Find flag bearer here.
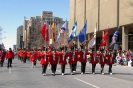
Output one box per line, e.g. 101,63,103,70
40,47,49,76
58,47,69,76
105,49,116,75
89,48,98,74
68,46,78,75
48,47,60,76
98,49,106,75
78,45,89,75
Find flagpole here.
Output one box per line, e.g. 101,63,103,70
95,23,97,54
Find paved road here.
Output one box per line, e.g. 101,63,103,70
0,57,133,88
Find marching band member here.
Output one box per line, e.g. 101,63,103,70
98,49,106,75
40,47,49,76
78,45,89,75
6,48,14,68
37,49,41,61
0,50,6,67
30,50,37,68
68,46,78,75
105,49,116,75
58,47,69,76
22,49,27,64
48,47,60,76
89,48,98,74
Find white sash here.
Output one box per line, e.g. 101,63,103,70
102,53,105,62
83,51,85,59
53,53,55,60
109,53,113,63
72,52,75,61
63,53,65,61
94,53,95,62
44,55,46,61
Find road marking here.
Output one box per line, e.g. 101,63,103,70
74,77,100,88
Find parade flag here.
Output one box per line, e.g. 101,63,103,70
110,27,120,46
55,29,61,42
60,20,67,33
88,24,97,46
77,20,87,43
40,21,49,42
68,21,77,43
100,26,109,46
51,22,55,43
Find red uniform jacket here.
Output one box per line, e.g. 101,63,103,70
105,53,115,65
22,51,27,58
78,51,89,63
59,52,69,65
48,52,60,65
40,52,49,65
6,51,14,59
89,53,98,64
68,51,78,64
98,53,106,65
1,52,6,61
30,52,37,62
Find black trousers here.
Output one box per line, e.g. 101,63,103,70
108,64,112,73
42,64,48,74
61,65,65,73
7,59,12,68
0,60,4,67
18,56,20,60
33,61,36,66
51,64,57,73
23,58,27,63
81,62,86,73
75,63,77,71
92,64,96,73
70,64,76,73
38,57,41,61
101,64,105,73
20,57,22,61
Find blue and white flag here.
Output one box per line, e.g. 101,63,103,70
55,29,61,42
110,27,120,46
77,20,87,43
60,20,67,33
71,21,77,37
68,21,77,43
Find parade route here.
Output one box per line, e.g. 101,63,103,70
0,57,133,88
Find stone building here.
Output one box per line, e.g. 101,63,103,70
16,25,23,49
69,0,133,50
23,11,64,49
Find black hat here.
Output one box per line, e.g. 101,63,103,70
71,46,74,50
52,47,55,51
80,44,85,49
92,48,95,51
61,46,67,50
108,47,112,51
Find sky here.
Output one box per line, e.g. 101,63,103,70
0,0,69,50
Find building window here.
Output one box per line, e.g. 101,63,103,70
128,32,133,50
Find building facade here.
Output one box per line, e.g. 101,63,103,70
23,11,65,49
69,0,133,50
16,25,23,49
